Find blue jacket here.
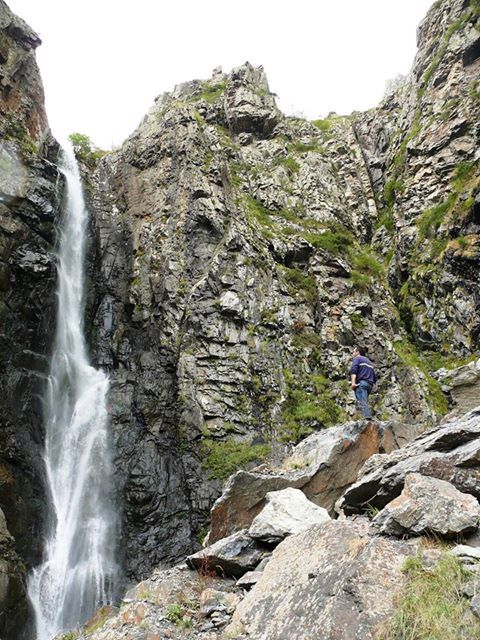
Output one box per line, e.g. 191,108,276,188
350,355,377,385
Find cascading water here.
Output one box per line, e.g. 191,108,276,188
28,142,118,640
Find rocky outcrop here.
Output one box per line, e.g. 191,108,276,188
226,519,422,640
85,0,480,579
340,406,480,514
0,1,60,636
373,472,480,537
208,419,423,544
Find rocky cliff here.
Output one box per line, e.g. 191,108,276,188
87,0,480,580
0,1,60,636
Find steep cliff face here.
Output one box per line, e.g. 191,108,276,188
356,0,480,354
88,0,480,580
0,1,60,634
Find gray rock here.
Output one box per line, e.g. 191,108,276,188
340,407,480,515
225,519,421,640
452,545,480,562
373,473,480,537
209,419,423,543
186,530,269,578
236,570,264,589
249,487,330,543
471,594,480,619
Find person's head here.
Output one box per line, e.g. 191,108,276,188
353,346,366,356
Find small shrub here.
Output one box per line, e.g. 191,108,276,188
303,228,353,254
282,266,317,304
351,250,384,278
69,132,105,168
417,194,456,239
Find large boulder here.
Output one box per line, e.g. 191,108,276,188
225,519,421,640
186,530,269,578
339,407,480,515
249,487,330,543
209,419,424,543
373,473,480,538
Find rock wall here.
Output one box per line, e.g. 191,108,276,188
87,0,480,580
0,1,60,635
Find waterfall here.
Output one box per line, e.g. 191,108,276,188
28,143,118,639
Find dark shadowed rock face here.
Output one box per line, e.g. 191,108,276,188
0,1,60,636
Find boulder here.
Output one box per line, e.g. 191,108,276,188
339,407,480,515
209,419,423,543
373,473,480,537
249,487,330,543
225,519,421,640
186,530,269,578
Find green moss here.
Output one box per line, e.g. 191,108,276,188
350,314,366,331
417,194,457,239
273,155,300,175
380,553,480,640
280,371,346,443
394,339,449,417
5,119,38,154
201,438,271,480
281,266,317,304
289,141,325,154
200,81,227,103
311,118,332,132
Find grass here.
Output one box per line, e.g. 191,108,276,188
273,155,300,175
417,195,457,239
312,118,332,133
245,195,275,228
281,266,317,304
280,371,346,443
302,228,353,254
200,438,270,481
350,270,372,290
289,141,324,154
380,553,480,640
351,250,384,278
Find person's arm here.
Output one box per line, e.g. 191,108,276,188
350,358,359,389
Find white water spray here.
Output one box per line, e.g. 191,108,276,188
28,143,118,639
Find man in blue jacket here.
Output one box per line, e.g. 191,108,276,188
350,346,376,419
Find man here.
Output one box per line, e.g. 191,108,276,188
350,346,376,419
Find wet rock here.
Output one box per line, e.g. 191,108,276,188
209,419,423,543
226,519,421,640
249,487,330,543
340,407,480,515
373,473,480,538
186,530,270,578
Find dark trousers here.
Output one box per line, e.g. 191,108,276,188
354,380,373,418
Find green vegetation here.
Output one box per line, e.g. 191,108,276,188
200,81,226,103
69,133,105,168
394,338,449,417
417,195,456,239
351,249,384,278
165,603,193,629
350,270,371,290
380,553,480,640
383,178,404,209
281,266,317,304
422,351,478,371
311,118,332,133
289,141,324,154
280,370,346,443
273,155,300,175
302,228,353,254
201,438,271,480
5,118,38,154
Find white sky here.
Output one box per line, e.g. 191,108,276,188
10,0,434,150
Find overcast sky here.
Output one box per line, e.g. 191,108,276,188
11,0,434,149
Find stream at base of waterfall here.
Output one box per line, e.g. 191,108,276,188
28,143,118,640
